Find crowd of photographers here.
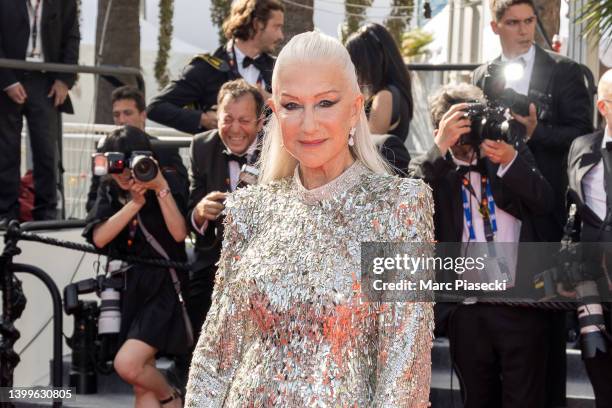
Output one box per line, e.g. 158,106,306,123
3,0,611,406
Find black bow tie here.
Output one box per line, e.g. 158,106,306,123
242,55,264,69
224,151,248,166
456,164,485,177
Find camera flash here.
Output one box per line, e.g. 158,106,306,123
92,153,108,176
504,62,524,82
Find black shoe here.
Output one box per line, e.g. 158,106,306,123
0,218,9,231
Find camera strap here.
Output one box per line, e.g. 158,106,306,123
460,174,498,242
136,214,195,348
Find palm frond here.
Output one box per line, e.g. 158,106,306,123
577,0,612,49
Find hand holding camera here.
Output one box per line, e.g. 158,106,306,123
481,139,516,165
511,103,538,140
194,191,228,227
434,103,472,155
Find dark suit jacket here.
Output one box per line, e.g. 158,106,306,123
566,129,612,328
187,130,232,272
567,130,607,233
374,133,411,176
0,0,80,112
472,45,593,241
409,141,553,243
147,44,275,134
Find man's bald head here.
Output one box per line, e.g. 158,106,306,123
598,69,612,101
598,69,612,132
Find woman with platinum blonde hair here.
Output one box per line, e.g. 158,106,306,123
185,31,434,407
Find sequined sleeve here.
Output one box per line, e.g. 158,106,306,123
372,180,435,407
185,193,251,407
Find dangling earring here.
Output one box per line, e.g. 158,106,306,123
348,127,356,146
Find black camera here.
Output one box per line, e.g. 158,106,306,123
482,61,552,120
91,150,158,182
460,102,512,146
63,260,127,394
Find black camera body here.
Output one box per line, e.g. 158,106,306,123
461,102,512,146
64,262,126,394
482,61,552,121
91,150,158,182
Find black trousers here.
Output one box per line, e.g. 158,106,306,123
583,307,612,408
0,72,58,220
448,304,549,408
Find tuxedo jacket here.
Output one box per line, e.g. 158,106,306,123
0,0,80,112
566,129,612,324
473,44,593,241
148,44,275,134
408,141,553,243
187,130,233,272
567,130,609,234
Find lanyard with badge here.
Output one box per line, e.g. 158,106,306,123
26,0,43,61
459,170,498,241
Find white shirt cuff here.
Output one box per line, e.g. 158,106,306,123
497,151,518,178
3,82,20,92
191,210,209,235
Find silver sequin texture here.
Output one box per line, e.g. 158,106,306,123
185,161,435,407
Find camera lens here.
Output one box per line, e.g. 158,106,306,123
132,155,158,182
98,288,121,335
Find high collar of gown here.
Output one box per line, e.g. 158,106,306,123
292,160,369,205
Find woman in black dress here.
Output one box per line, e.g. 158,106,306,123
84,126,189,407
345,23,414,142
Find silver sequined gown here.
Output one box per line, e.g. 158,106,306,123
185,161,435,407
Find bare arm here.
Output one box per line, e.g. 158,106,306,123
92,197,144,248
368,89,393,135
144,170,188,242
157,188,188,242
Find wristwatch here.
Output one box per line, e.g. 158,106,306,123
157,187,171,199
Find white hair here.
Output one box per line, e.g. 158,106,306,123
258,31,390,184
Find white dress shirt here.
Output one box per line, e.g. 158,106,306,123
26,0,45,62
454,154,521,286
234,45,263,88
191,139,258,234
582,128,612,221
501,44,536,97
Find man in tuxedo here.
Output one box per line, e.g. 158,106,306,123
473,3,593,403
472,0,592,242
409,83,554,408
566,69,612,408
85,86,188,213
0,0,80,224
147,0,284,134
187,79,263,336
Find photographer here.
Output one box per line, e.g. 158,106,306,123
83,126,189,407
473,2,593,404
187,79,263,339
566,69,612,408
409,83,554,407
85,85,188,213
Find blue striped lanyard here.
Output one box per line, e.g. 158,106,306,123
461,173,498,241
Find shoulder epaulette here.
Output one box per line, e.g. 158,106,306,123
190,53,229,72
